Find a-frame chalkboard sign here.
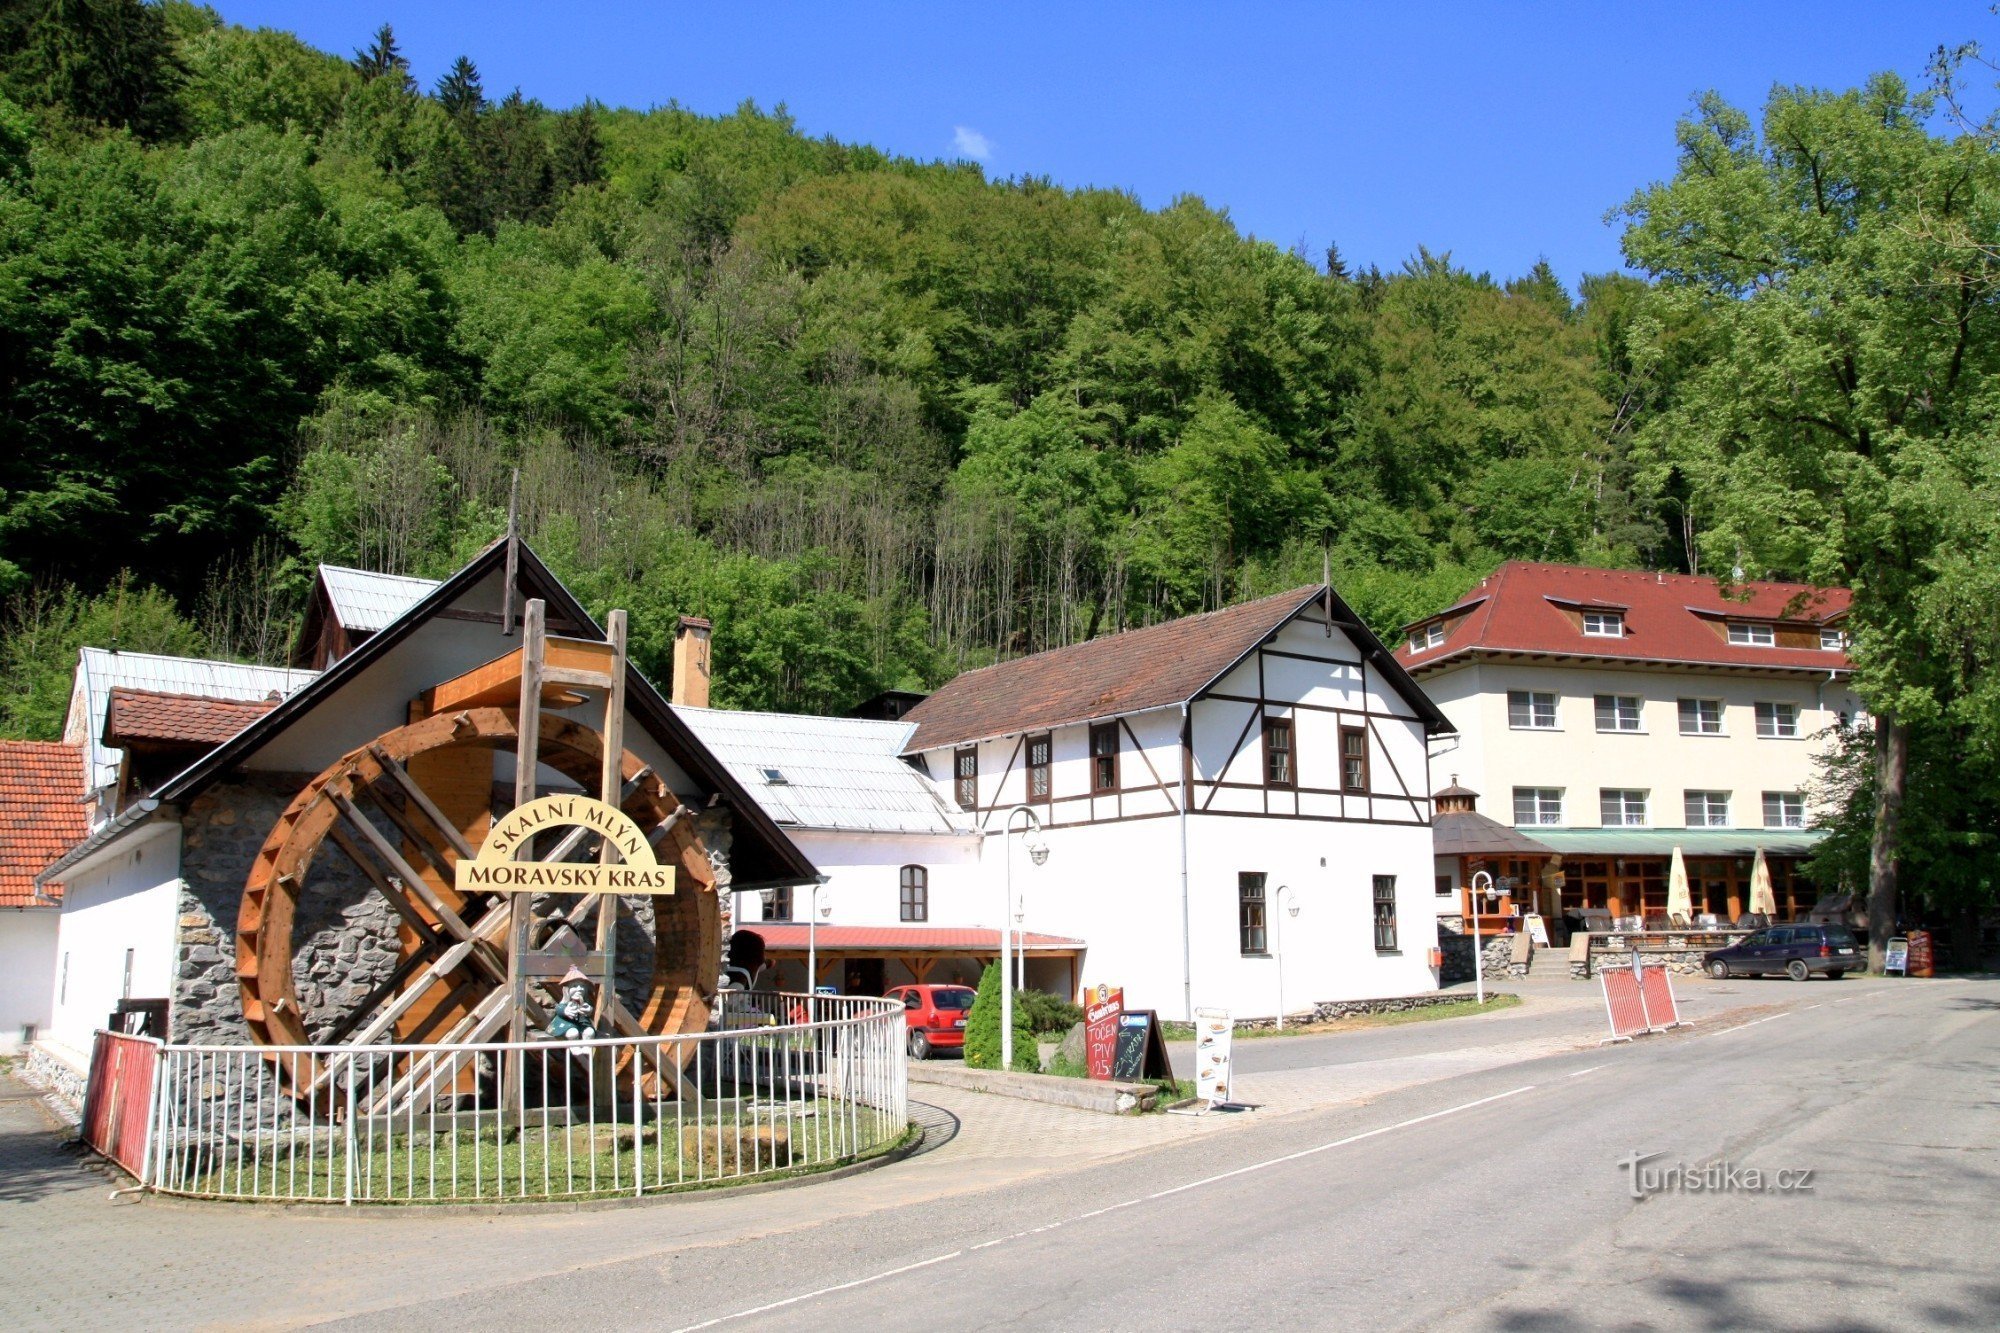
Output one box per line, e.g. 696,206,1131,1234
1110,1009,1175,1082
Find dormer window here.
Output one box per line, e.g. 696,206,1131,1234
1408,622,1446,651
1727,622,1775,647
1820,627,1846,651
1581,610,1623,638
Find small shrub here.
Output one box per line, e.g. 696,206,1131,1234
1015,989,1084,1035
962,961,1037,1071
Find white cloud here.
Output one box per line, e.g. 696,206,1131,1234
952,125,994,162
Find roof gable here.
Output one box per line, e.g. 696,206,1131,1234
1398,562,1853,675
68,649,316,796
152,539,818,889
903,584,1447,753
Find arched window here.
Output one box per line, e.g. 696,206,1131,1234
900,865,929,922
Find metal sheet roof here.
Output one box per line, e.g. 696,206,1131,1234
672,706,974,836
1526,828,1826,857
318,565,442,633
69,649,318,797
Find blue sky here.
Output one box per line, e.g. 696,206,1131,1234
217,2,1992,289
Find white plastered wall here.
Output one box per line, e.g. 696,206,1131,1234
41,820,183,1069
0,910,60,1049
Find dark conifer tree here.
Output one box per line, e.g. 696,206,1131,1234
551,101,606,190
352,22,414,93
3,0,185,140
434,54,483,118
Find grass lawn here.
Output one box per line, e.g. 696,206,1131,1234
1160,992,1524,1041
169,1097,911,1203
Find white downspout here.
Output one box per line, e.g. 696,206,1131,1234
1179,701,1194,1023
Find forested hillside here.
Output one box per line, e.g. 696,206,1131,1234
0,1,1692,727
2,5,1998,946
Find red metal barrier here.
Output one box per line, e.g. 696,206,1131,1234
81,1030,160,1182
1599,966,1651,1043
1638,964,1686,1030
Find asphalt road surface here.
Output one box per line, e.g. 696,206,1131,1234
313,976,1998,1332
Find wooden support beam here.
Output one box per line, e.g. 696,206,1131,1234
505,599,546,1101
367,745,478,860
326,821,447,952
332,793,484,950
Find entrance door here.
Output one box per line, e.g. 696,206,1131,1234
843,958,886,997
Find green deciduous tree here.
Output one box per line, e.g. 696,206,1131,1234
1619,76,2000,967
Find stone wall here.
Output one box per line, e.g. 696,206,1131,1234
1438,927,1515,984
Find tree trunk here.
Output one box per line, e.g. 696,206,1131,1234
1866,714,1908,972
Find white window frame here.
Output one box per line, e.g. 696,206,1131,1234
1600,788,1648,827
1677,697,1723,736
1408,622,1446,651
1755,701,1800,739
1512,787,1563,826
1683,790,1730,828
1728,622,1777,647
1594,694,1643,733
1762,791,1806,829
1507,690,1558,730
1820,627,1845,651
1581,610,1624,638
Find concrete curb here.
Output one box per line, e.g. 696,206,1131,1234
908,1062,1158,1114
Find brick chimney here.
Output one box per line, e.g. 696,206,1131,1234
672,615,712,708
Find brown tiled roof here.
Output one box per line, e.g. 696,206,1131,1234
0,741,89,906
1432,811,1556,859
104,689,277,747
903,587,1328,753
1397,562,1853,676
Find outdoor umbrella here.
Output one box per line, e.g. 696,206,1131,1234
1667,846,1692,924
1749,847,1778,917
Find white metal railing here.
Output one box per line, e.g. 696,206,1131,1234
139,992,907,1203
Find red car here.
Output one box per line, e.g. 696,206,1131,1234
889,983,976,1059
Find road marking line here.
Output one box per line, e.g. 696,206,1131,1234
1707,1012,1791,1039
670,1251,964,1332
672,1084,1539,1330
1567,1065,1605,1078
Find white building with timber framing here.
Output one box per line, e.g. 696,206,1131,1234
896,585,1453,1021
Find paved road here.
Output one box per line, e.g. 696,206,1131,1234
5,976,1992,1330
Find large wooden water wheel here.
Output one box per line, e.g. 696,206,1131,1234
234,704,720,1098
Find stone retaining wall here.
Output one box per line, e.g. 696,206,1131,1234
1439,929,1516,985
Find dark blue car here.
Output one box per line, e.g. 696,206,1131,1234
1705,924,1860,981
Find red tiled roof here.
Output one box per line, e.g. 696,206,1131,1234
104,689,277,747
0,741,89,907
748,925,1085,952
902,587,1328,753
1396,563,1852,675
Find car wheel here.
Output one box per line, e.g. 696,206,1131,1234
1708,960,1730,980
908,1030,931,1060
1786,959,1811,982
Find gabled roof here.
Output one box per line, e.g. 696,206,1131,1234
902,584,1448,753
141,538,819,890
0,741,89,906
105,690,278,748
673,706,972,837
68,649,317,796
318,565,441,633
1397,562,1853,676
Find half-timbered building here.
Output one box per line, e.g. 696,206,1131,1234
901,585,1452,1020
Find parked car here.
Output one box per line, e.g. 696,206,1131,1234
888,983,977,1059
1705,924,1860,981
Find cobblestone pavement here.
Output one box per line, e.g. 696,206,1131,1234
0,977,1867,1329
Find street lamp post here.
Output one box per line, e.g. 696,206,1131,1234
1468,871,1493,1007
1273,884,1300,1029
1001,805,1048,1071
805,879,830,1018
